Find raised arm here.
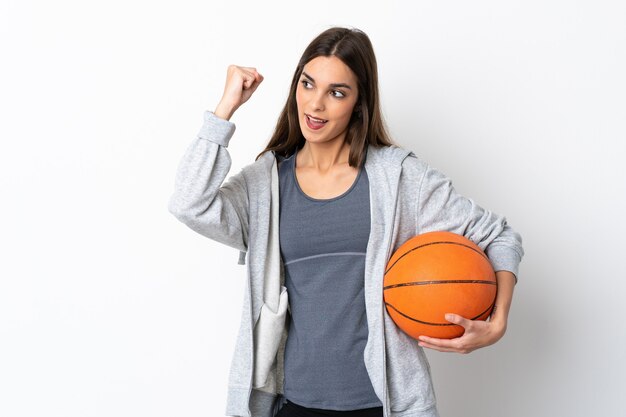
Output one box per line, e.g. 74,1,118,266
167,65,264,253
168,111,249,252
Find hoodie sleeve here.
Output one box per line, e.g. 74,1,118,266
167,110,249,254
416,164,524,283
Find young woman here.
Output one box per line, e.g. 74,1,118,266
168,27,524,417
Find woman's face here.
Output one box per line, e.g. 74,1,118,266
295,55,359,145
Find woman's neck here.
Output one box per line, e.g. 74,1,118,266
297,140,350,173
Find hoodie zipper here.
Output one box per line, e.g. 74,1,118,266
381,216,396,417
247,153,277,417
246,249,255,417
381,152,411,417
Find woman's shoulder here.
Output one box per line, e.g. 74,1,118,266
238,150,275,181
367,144,428,172
238,148,297,182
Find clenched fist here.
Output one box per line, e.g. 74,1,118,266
214,65,264,121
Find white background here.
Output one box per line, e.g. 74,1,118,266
1,1,625,416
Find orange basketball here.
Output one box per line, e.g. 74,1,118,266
383,231,497,339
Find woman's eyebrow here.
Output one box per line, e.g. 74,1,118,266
302,71,352,90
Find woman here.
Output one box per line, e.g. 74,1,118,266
168,27,524,417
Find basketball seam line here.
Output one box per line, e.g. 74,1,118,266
385,241,489,275
383,280,496,290
385,301,495,326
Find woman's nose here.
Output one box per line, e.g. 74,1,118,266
310,91,326,111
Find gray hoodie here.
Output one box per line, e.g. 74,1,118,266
168,110,524,417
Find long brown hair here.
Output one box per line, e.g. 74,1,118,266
255,26,397,167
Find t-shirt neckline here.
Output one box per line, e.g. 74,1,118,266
292,147,363,202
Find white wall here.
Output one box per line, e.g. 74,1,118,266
1,1,624,416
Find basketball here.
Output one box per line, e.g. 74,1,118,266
383,231,497,339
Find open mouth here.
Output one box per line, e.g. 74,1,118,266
306,114,328,123
305,114,328,130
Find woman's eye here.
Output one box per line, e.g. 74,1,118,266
300,80,344,98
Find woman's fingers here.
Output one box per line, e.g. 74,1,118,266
417,313,506,354
237,66,263,88
418,336,472,354
218,65,264,117
417,339,459,353
444,313,473,330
